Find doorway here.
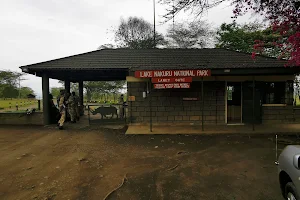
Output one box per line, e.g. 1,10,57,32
227,82,242,124
242,81,262,124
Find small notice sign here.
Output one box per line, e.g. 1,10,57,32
183,98,199,101
128,96,136,101
154,83,190,89
152,77,192,83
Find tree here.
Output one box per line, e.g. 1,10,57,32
57,82,79,94
51,87,63,98
115,17,166,49
166,20,215,48
159,0,226,20
98,44,115,50
19,87,35,98
216,22,281,57
233,0,300,65
2,85,18,98
0,70,22,87
0,70,27,98
160,0,300,65
84,81,126,101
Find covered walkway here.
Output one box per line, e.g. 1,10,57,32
126,124,300,135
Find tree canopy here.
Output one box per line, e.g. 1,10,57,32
19,87,35,99
160,0,300,65
84,81,126,101
216,22,281,57
115,17,165,49
0,70,34,99
51,87,64,98
166,20,215,48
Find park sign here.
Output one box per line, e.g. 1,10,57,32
134,69,211,78
151,77,192,83
154,83,190,89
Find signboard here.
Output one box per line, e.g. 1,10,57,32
135,69,211,78
128,96,136,102
183,97,199,101
154,83,190,89
152,77,193,83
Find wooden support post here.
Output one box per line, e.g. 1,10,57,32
215,87,218,124
202,77,204,131
149,82,153,132
241,82,243,123
252,77,255,131
65,80,70,93
38,100,41,110
128,82,133,124
79,81,84,115
42,73,50,125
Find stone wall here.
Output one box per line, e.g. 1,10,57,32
0,112,44,125
127,81,226,125
262,106,295,124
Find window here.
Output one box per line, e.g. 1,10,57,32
262,81,293,105
227,86,234,101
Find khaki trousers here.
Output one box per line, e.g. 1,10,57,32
58,110,66,126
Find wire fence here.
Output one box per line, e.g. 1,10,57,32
87,103,128,125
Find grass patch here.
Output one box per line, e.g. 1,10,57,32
0,99,38,109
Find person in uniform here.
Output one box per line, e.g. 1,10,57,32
72,92,80,121
67,92,76,123
49,93,60,124
118,94,124,119
58,90,66,129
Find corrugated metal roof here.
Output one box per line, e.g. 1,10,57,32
20,48,290,71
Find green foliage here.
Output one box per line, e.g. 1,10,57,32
50,87,63,98
1,85,18,98
216,22,281,57
19,87,35,98
115,17,166,49
0,70,22,87
84,81,126,101
0,70,35,99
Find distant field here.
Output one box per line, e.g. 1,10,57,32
0,99,38,109
296,97,300,106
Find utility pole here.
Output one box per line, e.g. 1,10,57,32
153,0,156,48
173,0,175,30
18,76,21,99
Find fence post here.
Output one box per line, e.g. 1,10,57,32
88,105,90,125
38,100,41,110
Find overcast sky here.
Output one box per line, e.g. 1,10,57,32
0,0,253,98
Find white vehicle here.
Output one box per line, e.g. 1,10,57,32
278,145,300,200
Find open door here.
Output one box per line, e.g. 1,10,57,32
242,81,262,124
227,82,242,124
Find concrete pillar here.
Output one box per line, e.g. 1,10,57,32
78,81,84,115
42,73,50,125
65,80,70,93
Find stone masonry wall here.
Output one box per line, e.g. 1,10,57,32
0,112,44,125
262,106,298,124
127,81,226,125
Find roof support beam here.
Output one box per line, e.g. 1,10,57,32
65,80,70,93
42,73,50,125
78,81,84,116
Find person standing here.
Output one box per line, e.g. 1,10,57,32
72,92,80,121
58,90,66,130
118,94,124,119
67,92,76,123
49,93,60,124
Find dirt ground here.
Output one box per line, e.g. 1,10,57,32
0,125,290,200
